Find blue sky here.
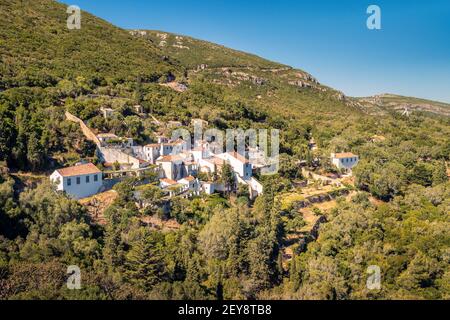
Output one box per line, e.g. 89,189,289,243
61,0,450,103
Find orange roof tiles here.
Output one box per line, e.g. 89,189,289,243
333,153,358,159
157,155,184,162
146,143,161,147
160,178,177,185
56,163,101,177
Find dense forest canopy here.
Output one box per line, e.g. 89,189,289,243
0,0,449,300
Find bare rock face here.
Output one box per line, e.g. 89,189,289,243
197,64,208,71
221,70,267,86
337,92,346,101
289,80,312,88
295,72,319,84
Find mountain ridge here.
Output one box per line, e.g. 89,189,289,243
129,29,450,117
357,93,450,117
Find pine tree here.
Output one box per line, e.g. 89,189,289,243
0,104,15,162
125,231,165,290
277,251,284,279
221,163,235,194
289,254,301,292
432,160,448,186
26,132,43,171
134,75,144,105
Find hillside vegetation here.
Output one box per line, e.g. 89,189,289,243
358,94,450,117
132,30,287,69
0,0,182,89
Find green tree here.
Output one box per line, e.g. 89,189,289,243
124,230,166,291
221,163,235,195
0,104,15,162
26,132,44,171
432,161,448,186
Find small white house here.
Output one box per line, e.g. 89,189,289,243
100,107,114,119
160,178,178,189
178,176,199,192
156,155,184,181
202,182,216,195
331,153,359,171
50,163,103,200
134,105,144,114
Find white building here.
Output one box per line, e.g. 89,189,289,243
100,107,114,120
134,105,144,114
157,155,185,181
50,163,103,200
97,133,119,145
331,153,359,171
97,133,133,148
178,176,200,193
202,182,216,195
160,178,178,189
143,143,162,164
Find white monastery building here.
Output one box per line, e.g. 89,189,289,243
50,163,103,200
331,152,359,171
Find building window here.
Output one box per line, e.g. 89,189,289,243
94,174,98,182
86,176,90,183
67,178,72,186
76,177,81,185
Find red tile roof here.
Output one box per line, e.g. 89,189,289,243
160,178,177,185
157,155,183,162
145,143,160,148
56,163,101,177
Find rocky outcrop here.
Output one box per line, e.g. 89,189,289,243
289,80,312,88
231,71,267,85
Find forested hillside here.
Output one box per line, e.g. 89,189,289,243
0,0,182,89
0,0,448,300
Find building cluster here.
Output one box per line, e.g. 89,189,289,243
51,110,360,201
51,114,265,200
